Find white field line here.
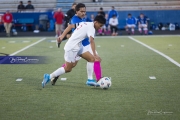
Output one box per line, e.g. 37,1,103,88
94,35,180,39
128,36,180,67
10,38,46,56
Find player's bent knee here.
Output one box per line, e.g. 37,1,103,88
88,57,95,62
72,62,77,67
65,68,72,73
64,64,73,73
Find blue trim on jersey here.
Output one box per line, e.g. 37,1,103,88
138,18,147,24
126,17,136,24
71,15,90,46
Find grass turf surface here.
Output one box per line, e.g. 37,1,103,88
0,36,180,120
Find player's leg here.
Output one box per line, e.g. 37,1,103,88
4,23,8,36
50,61,74,78
98,27,103,35
79,51,100,86
131,25,135,35
59,24,63,36
66,34,71,39
114,26,118,36
55,24,58,37
94,60,102,81
55,24,60,37
107,25,111,35
42,50,78,88
51,63,66,85
143,24,148,35
102,25,106,35
138,24,143,34
110,26,114,36
7,23,12,36
42,62,72,88
81,45,95,85
126,25,131,35
84,45,102,83
58,24,61,36
51,54,79,85
113,26,116,36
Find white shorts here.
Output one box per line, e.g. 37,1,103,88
127,24,136,28
74,44,98,61
83,44,98,55
139,24,147,28
64,43,84,63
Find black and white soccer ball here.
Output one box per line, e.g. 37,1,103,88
13,31,18,35
98,77,112,89
12,29,18,36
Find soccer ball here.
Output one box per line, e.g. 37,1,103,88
98,77,112,89
12,29,18,36
13,31,18,35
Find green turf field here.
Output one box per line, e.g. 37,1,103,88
0,36,180,120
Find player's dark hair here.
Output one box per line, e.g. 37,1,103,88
75,3,86,12
94,15,106,24
72,2,77,6
100,7,103,10
128,13,131,16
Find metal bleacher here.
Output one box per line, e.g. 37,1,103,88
56,0,74,12
74,0,180,11
0,0,179,13
0,0,57,13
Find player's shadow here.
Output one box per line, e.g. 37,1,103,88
37,80,105,90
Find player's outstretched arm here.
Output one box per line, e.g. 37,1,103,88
57,24,75,43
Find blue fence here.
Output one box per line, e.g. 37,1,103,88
87,10,180,29
1,10,179,30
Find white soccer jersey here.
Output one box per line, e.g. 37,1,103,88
64,22,95,51
109,18,118,26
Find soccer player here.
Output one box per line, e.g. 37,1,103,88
42,15,106,88
138,13,148,35
51,3,103,86
109,15,118,36
125,14,136,35
63,3,77,39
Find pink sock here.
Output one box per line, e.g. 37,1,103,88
94,61,102,81
144,30,148,34
98,29,102,34
62,63,66,67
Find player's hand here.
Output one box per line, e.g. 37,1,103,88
57,35,63,43
56,39,61,48
94,55,101,62
56,36,63,48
